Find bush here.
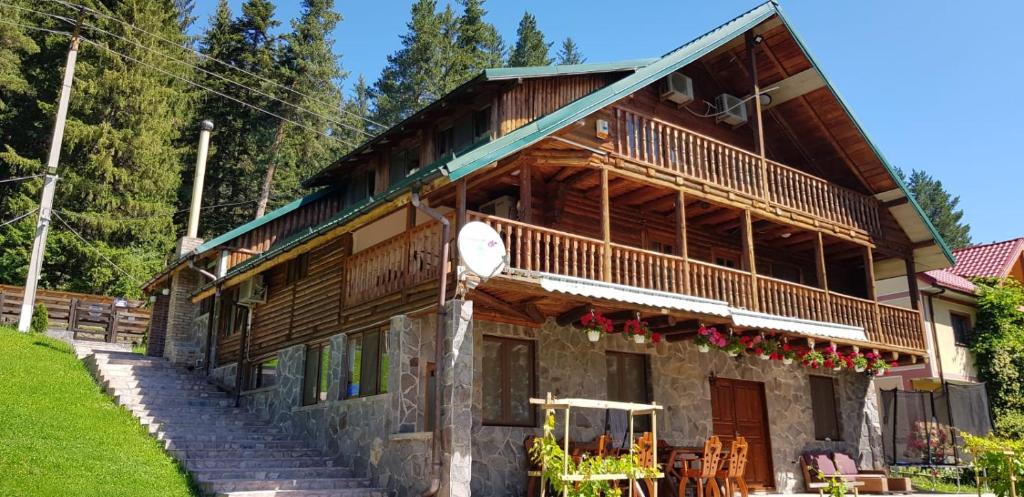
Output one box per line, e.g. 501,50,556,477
996,411,1024,439
30,303,48,334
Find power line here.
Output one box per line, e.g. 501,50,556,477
1,2,365,148
78,37,361,148
51,211,140,284
0,174,44,184
42,0,386,131
56,198,262,223
0,208,38,229
0,17,72,37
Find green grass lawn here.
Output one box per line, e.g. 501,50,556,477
0,326,198,497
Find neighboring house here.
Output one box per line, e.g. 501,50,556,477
880,238,1024,391
144,3,953,495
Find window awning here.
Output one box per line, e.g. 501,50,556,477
536,273,732,317
729,308,867,342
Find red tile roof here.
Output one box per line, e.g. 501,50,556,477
921,269,977,294
950,238,1024,279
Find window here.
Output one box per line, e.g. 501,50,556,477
809,375,841,440
473,106,492,140
218,287,249,338
344,169,375,206
606,352,650,404
388,147,420,186
951,312,972,346
248,357,278,390
286,253,309,284
345,329,389,398
435,126,455,158
482,336,536,426
302,343,331,406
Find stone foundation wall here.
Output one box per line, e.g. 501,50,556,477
470,318,884,495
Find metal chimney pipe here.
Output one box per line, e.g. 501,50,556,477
186,119,214,239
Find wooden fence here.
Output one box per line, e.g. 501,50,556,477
0,285,151,344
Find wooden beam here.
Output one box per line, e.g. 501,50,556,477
556,304,591,327
746,32,770,202
882,197,910,208
519,162,532,224
600,168,612,282
740,210,760,311
905,258,920,311
815,231,833,321
471,289,543,325
676,189,690,293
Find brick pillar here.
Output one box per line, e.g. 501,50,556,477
146,293,169,357
162,236,206,367
439,299,473,497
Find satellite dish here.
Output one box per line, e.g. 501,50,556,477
457,221,506,281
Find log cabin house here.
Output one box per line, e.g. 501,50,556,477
144,3,955,495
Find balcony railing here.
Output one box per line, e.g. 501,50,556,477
612,107,882,237
471,212,923,351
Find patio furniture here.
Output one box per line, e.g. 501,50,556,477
633,432,657,496
668,435,724,497
715,436,749,497
800,452,899,495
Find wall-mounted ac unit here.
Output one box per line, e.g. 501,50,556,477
238,274,267,305
479,195,516,220
660,73,694,105
715,93,748,126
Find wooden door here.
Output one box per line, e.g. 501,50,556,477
710,377,774,489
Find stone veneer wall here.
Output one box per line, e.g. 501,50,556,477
470,318,884,496
230,302,472,497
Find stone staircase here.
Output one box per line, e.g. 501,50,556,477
85,350,387,497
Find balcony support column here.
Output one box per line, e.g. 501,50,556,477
815,231,833,321
746,31,770,202
600,168,612,282
676,189,690,294
519,163,532,224
740,209,760,311
904,257,920,310
864,246,882,340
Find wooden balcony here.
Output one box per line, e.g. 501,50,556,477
611,107,882,238
470,212,923,351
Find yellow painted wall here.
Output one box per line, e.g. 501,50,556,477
925,297,977,382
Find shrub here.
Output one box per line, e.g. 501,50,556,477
964,434,1024,497
995,411,1024,439
30,304,48,334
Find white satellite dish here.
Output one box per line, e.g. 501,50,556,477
457,221,506,281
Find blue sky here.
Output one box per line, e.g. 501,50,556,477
191,1,1023,245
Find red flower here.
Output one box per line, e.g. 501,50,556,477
753,348,763,356
824,359,834,369
783,343,792,352
651,333,663,344
890,361,899,367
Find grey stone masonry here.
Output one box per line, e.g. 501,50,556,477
162,267,205,367
439,300,473,497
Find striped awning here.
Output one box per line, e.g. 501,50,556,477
536,273,732,317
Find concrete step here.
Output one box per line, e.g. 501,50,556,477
165,440,311,451
130,406,250,417
157,431,296,443
201,478,373,494
104,379,219,390
171,448,325,460
192,467,351,481
185,457,337,470
117,396,236,408
108,386,227,399
146,424,283,438
139,415,268,428
213,489,388,497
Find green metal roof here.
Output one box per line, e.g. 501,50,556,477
481,59,657,80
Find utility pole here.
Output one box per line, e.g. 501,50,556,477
18,10,85,332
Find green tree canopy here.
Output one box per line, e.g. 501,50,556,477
508,12,551,67
898,168,972,249
969,278,1024,437
556,37,585,65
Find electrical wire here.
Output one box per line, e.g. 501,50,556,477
56,198,261,223
41,0,385,131
78,36,360,148
0,174,44,184
51,211,140,283
0,208,38,229
0,17,72,37
684,86,780,119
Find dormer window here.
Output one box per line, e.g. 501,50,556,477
435,126,455,158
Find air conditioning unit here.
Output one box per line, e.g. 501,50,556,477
715,93,748,126
660,72,694,105
479,195,517,220
238,274,267,305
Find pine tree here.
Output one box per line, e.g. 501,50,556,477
254,0,348,217
186,0,282,236
899,168,972,249
456,0,504,71
343,74,373,137
556,37,585,65
1,0,195,297
508,12,551,67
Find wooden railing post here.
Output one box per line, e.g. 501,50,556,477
815,232,833,321
740,209,759,311
864,246,882,341
600,167,612,282
108,302,119,343
746,31,770,203
676,189,690,294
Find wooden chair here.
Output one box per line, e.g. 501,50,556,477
669,436,724,497
632,432,657,497
715,436,749,497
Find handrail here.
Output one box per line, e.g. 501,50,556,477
611,106,881,237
